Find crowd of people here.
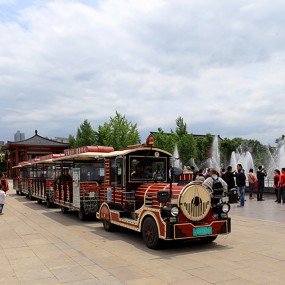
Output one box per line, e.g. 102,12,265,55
184,163,285,207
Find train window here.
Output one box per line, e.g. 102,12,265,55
109,158,123,187
45,166,54,179
130,156,167,182
75,162,105,182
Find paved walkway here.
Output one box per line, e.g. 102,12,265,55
1,187,285,284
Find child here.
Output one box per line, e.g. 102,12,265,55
0,172,7,214
0,189,5,214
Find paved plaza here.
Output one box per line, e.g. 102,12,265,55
1,183,285,284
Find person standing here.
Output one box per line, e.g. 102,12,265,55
248,168,257,200
0,173,6,214
256,165,267,201
202,169,228,194
273,169,280,202
224,166,236,191
234,164,246,207
278,168,285,203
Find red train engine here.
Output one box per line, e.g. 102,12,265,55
97,139,231,248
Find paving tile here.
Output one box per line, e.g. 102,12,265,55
0,276,20,285
50,264,94,283
4,192,285,285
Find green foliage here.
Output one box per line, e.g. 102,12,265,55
70,119,97,148
67,115,281,170
175,116,187,136
96,111,140,150
68,134,76,149
152,128,177,154
177,134,197,166
194,134,214,167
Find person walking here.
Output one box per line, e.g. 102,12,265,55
278,168,285,204
273,169,280,202
256,165,267,201
234,164,246,207
248,168,257,200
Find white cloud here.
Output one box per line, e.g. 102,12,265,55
1,0,285,144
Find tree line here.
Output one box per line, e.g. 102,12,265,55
69,112,278,169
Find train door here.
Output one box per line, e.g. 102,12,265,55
72,168,80,208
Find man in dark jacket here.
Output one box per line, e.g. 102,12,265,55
234,164,246,207
256,165,267,201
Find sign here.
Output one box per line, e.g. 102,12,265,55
193,226,212,237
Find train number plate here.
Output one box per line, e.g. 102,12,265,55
193,226,212,236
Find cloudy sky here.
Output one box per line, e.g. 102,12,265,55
1,0,285,145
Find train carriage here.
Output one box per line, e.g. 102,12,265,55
50,146,114,220
13,161,31,197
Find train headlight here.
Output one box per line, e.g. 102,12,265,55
171,206,179,216
221,203,230,213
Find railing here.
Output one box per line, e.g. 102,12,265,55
245,178,274,193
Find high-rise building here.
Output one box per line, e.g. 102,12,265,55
14,130,25,142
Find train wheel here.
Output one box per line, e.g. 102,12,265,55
199,235,217,243
46,199,52,208
79,207,86,221
37,199,42,204
142,217,160,249
61,206,68,214
103,219,115,232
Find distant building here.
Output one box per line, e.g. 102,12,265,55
54,137,69,143
2,130,70,178
14,130,25,142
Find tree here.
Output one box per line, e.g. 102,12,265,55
97,112,140,150
175,116,187,137
177,134,197,166
70,119,97,147
152,128,177,154
194,134,213,167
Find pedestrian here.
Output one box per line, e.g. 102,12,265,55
224,166,236,191
273,169,280,202
195,169,205,182
202,169,228,194
0,173,7,193
256,165,267,201
234,164,246,207
5,174,9,193
219,168,226,180
0,173,7,214
278,168,285,204
190,166,197,181
248,168,257,200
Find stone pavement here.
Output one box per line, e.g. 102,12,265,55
1,187,285,284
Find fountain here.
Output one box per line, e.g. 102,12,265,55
172,144,182,168
207,135,221,170
229,150,254,176
189,158,199,171
267,143,285,177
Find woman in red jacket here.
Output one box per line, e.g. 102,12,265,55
278,168,285,203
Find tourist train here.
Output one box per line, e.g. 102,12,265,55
13,138,233,248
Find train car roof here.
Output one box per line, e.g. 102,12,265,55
52,151,107,162
103,147,172,158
